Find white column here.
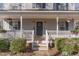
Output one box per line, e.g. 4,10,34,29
2,19,4,29
56,17,59,37
74,20,76,29
46,30,48,50
20,16,23,38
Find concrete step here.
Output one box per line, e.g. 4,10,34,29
34,36,45,39
32,46,48,50
33,41,47,43
32,43,47,46
38,44,47,46
39,47,48,50
33,44,47,47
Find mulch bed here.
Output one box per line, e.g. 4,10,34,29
0,48,60,56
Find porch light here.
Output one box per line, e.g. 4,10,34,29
67,20,70,23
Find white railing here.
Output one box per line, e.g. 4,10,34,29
46,30,49,49
0,31,15,39
46,30,79,40
22,30,34,42
0,30,34,42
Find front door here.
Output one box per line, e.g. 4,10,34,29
36,21,43,36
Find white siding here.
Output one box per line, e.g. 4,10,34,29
3,4,10,10
22,3,32,9
45,3,53,9
68,3,75,10
22,19,33,30
46,19,56,30
0,3,77,10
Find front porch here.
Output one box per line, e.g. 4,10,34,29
0,11,79,50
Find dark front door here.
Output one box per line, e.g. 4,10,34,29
36,22,43,36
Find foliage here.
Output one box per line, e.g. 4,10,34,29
71,28,79,34
62,44,76,56
54,38,79,55
0,39,10,51
10,38,26,53
54,38,65,52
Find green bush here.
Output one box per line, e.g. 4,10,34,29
54,38,78,55
71,28,79,34
62,44,76,56
10,38,26,53
71,38,79,52
0,39,10,51
54,38,65,52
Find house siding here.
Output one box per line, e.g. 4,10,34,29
0,3,77,10
22,19,33,30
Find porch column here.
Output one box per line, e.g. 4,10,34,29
2,19,4,29
74,20,76,29
56,17,59,37
20,16,23,38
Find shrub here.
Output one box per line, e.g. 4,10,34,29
62,44,76,56
0,39,10,51
54,38,78,55
71,28,79,34
54,38,65,52
10,38,26,53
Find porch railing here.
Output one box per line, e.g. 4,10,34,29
46,30,79,40
0,30,34,42
22,30,34,42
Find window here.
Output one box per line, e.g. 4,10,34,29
54,3,68,10
0,3,4,10
75,20,79,29
58,21,66,30
12,20,20,30
33,3,46,8
58,20,69,30
8,19,20,30
10,3,22,10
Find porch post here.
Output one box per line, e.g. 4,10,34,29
74,20,76,29
20,16,23,38
56,17,59,37
2,19,4,29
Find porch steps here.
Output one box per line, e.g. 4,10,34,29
34,36,45,41
33,43,47,47
32,36,48,50
32,41,48,50
32,46,48,50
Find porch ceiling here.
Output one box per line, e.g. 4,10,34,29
0,11,79,19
